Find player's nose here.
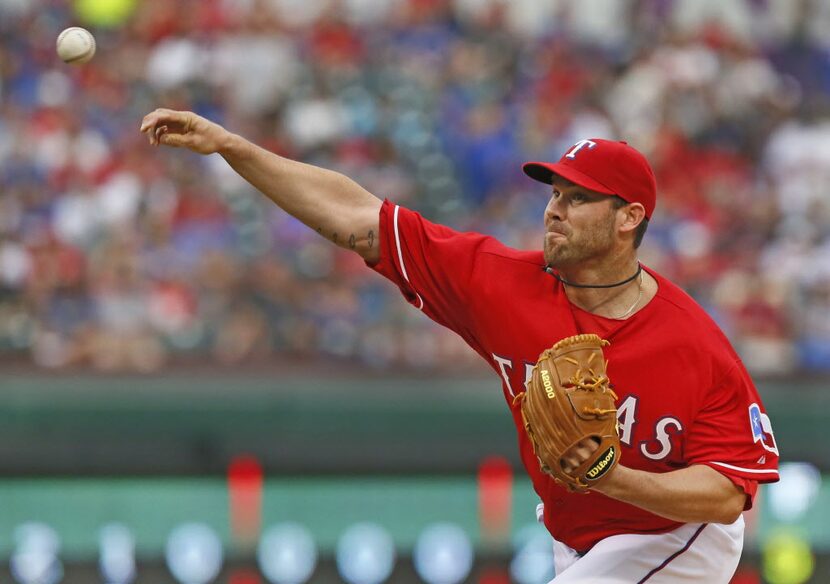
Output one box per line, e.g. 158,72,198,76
545,197,565,224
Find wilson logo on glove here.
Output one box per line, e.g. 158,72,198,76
586,446,617,481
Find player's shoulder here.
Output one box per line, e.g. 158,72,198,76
645,270,747,386
478,240,546,267
648,268,737,347
451,233,546,272
392,202,545,267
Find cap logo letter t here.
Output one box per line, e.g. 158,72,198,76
565,139,597,159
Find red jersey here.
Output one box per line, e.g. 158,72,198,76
368,201,780,552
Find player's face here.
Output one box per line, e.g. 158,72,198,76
542,178,619,268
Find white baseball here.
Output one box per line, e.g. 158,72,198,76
56,27,96,64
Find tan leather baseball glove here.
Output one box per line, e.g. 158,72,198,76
514,334,621,492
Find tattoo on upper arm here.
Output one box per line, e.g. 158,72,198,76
332,232,338,244
316,227,323,234
348,234,356,249
368,230,375,248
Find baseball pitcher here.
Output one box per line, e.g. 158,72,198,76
141,110,779,583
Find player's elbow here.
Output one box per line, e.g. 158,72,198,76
714,488,746,525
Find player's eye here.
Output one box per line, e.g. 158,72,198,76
571,192,586,204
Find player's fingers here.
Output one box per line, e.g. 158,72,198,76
561,455,579,473
140,112,163,134
149,126,169,147
560,439,598,471
158,132,195,149
157,132,181,147
140,109,190,133
579,438,600,453
153,108,192,127
141,120,164,146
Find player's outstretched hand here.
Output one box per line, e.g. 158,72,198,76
140,109,229,155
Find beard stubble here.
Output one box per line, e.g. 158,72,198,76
543,209,617,269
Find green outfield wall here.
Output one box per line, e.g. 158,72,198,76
0,376,823,475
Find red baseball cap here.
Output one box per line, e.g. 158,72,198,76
523,139,657,219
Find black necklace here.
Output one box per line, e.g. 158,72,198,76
544,263,642,289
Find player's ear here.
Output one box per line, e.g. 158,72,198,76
617,202,646,237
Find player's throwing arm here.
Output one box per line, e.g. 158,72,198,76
139,109,383,262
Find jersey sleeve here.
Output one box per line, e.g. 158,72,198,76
686,360,780,508
366,199,490,340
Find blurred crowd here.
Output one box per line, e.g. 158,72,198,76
0,0,829,375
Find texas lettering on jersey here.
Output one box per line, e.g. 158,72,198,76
492,353,775,465
494,353,683,459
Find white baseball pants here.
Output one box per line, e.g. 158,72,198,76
548,516,744,583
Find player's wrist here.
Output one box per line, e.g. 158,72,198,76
216,131,243,157
591,463,628,495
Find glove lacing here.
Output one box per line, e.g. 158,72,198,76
561,354,618,416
